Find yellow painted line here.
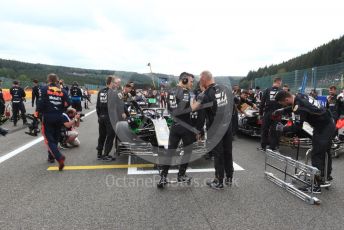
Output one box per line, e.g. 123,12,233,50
47,164,154,171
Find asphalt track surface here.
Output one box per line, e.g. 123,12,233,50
1,97,344,230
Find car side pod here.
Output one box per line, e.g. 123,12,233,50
264,149,321,205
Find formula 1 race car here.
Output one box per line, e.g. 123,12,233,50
114,107,207,162
280,119,344,157
147,97,159,108
136,100,148,108
237,106,261,137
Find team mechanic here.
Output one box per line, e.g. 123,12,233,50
259,77,283,151
118,83,142,117
10,80,28,126
275,91,335,193
157,72,196,188
96,76,120,161
191,70,233,190
37,73,70,170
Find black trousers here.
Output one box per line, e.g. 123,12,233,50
12,102,27,125
97,115,116,156
232,109,238,136
312,121,335,177
261,112,280,150
72,101,82,112
0,102,4,116
84,100,89,109
212,125,233,181
161,124,196,176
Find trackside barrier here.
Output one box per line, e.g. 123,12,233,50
264,149,321,205
1,89,33,102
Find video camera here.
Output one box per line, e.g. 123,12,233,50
24,114,40,136
0,127,9,136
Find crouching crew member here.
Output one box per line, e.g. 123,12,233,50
37,73,69,171
157,72,196,188
192,70,233,190
275,91,335,193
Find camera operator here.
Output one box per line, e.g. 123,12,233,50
60,108,81,147
37,73,69,170
10,80,28,126
275,91,335,193
157,72,196,188
96,76,120,161
70,81,83,114
191,70,232,190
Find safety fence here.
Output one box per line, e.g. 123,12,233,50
254,62,344,95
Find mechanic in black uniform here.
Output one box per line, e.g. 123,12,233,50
157,72,196,188
254,86,263,104
96,76,120,161
231,85,240,138
10,80,28,126
37,73,69,170
259,77,282,151
0,87,5,117
337,89,344,121
236,90,257,113
192,82,206,140
70,81,83,113
32,79,40,107
248,88,256,104
326,85,339,122
118,83,142,117
192,70,233,190
128,81,136,97
275,91,335,193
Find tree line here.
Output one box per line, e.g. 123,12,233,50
0,58,177,89
240,35,344,88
